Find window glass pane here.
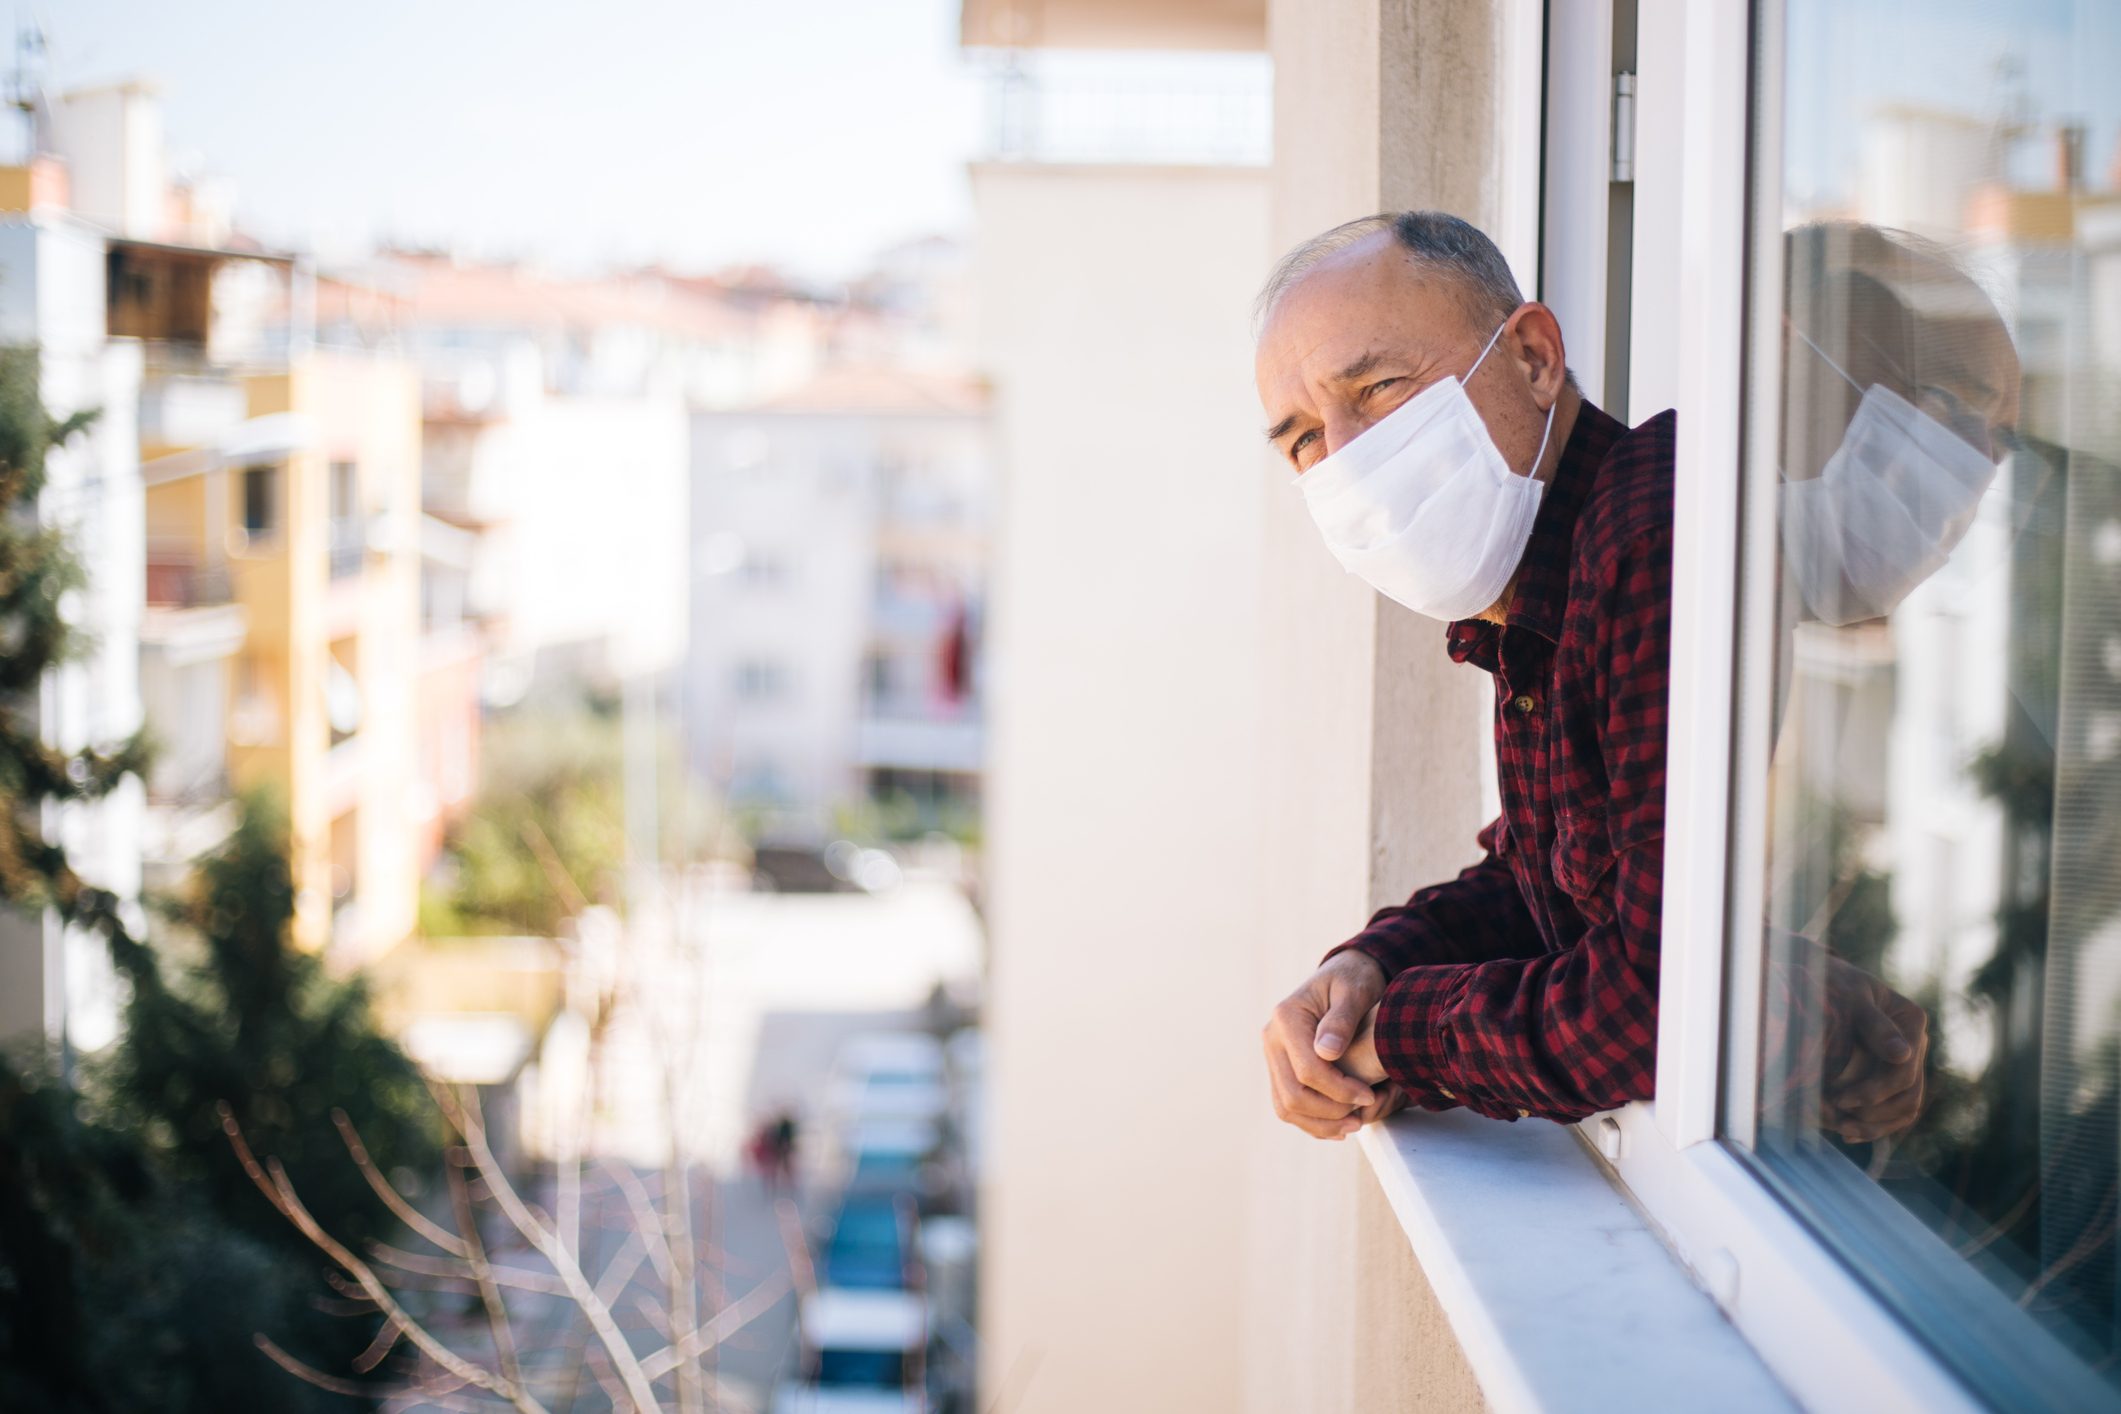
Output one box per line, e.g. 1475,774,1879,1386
1742,0,2121,1400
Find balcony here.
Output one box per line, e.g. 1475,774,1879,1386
856,714,984,775
137,367,249,454
329,526,365,579
144,551,234,608
975,50,1271,167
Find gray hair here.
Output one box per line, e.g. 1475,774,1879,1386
1253,210,1525,338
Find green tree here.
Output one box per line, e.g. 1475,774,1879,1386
0,344,149,985
0,345,326,1409
94,795,443,1386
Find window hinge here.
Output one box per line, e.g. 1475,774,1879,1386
1611,70,1638,184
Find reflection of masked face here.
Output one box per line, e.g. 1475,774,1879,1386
1780,332,2002,625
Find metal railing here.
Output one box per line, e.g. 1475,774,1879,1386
144,554,234,607
979,52,1272,167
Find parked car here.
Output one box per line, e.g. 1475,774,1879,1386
822,1191,916,1291
772,1287,928,1414
829,1032,949,1127
839,1116,941,1198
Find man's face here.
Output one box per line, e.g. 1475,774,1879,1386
1783,268,2023,484
1254,230,1546,481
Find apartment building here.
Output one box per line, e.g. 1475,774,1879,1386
40,80,429,967
685,362,991,839
0,165,145,1052
971,1,2121,1410
390,254,830,702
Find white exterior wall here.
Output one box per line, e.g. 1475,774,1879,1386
508,393,689,678
48,84,166,240
687,408,876,825
0,216,145,1052
973,161,1270,1414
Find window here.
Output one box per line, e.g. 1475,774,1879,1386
733,658,790,704
329,459,361,578
1725,1,2121,1403
739,548,793,590
240,464,277,539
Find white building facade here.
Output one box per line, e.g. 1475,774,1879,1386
0,209,145,1053
686,367,990,841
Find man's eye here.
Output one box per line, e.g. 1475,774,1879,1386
1363,378,1402,398
1291,429,1319,462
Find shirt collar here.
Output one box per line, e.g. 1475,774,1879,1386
1446,399,1626,663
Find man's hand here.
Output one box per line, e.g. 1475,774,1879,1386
1820,956,1930,1144
1263,952,1386,1140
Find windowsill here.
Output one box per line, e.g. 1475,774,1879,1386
1357,1108,1795,1413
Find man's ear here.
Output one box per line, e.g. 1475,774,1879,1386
1513,302,1569,405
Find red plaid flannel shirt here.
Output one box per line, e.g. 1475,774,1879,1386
1326,403,1673,1124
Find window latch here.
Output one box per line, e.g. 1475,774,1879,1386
1611,71,1637,184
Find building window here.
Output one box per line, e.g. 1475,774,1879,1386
733,658,790,704
329,459,361,578
240,464,277,540
739,549,794,590
1729,2,2121,1403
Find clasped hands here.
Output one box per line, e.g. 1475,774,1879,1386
1261,952,1400,1140
1263,949,1931,1142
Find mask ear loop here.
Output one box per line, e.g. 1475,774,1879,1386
1469,311,1559,480
1792,324,1865,395
1465,316,1512,382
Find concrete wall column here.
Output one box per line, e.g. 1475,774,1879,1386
1246,3,1515,1409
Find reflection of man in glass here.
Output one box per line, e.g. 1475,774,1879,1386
1771,222,2024,1145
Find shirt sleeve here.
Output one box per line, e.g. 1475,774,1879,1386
1320,815,1547,980
1367,525,1670,1124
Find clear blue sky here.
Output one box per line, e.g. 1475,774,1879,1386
40,0,985,279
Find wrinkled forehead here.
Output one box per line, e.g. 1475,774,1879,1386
1253,243,1482,394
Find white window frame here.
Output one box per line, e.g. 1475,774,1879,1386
1542,4,1987,1409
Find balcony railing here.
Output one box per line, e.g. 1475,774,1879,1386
144,555,234,608
979,52,1272,167
329,531,365,579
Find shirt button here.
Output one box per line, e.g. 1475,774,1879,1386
1517,1108,1531,1118
1439,1087,1454,1098
1511,694,1538,715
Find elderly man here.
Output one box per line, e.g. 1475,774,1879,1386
1255,211,1944,1142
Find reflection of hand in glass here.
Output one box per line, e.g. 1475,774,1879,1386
1820,955,1930,1143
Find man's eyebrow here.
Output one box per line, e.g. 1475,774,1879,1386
1264,413,1301,443
1335,349,1389,383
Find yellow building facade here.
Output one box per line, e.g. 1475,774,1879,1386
142,347,424,962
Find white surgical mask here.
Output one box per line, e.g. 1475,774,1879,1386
1295,319,1556,622
1780,330,2000,625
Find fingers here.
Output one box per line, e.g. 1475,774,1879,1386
1354,1082,1408,1127
1267,999,1376,1109
1264,1047,1362,1139
1313,989,1364,1062
1851,989,1916,1065
1833,1055,1920,1111
1828,1064,1925,1142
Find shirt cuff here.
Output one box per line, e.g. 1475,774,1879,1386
1370,963,1485,1117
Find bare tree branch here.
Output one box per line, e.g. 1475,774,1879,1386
520,816,589,917
591,1228,649,1310
335,1106,470,1256
583,1344,630,1412
639,1267,793,1381
449,1157,526,1393
432,1081,661,1411
255,1332,378,1396
351,1315,406,1375
598,1159,676,1287
263,1154,550,1414
775,1196,816,1301
220,1107,549,1414
369,1241,571,1298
